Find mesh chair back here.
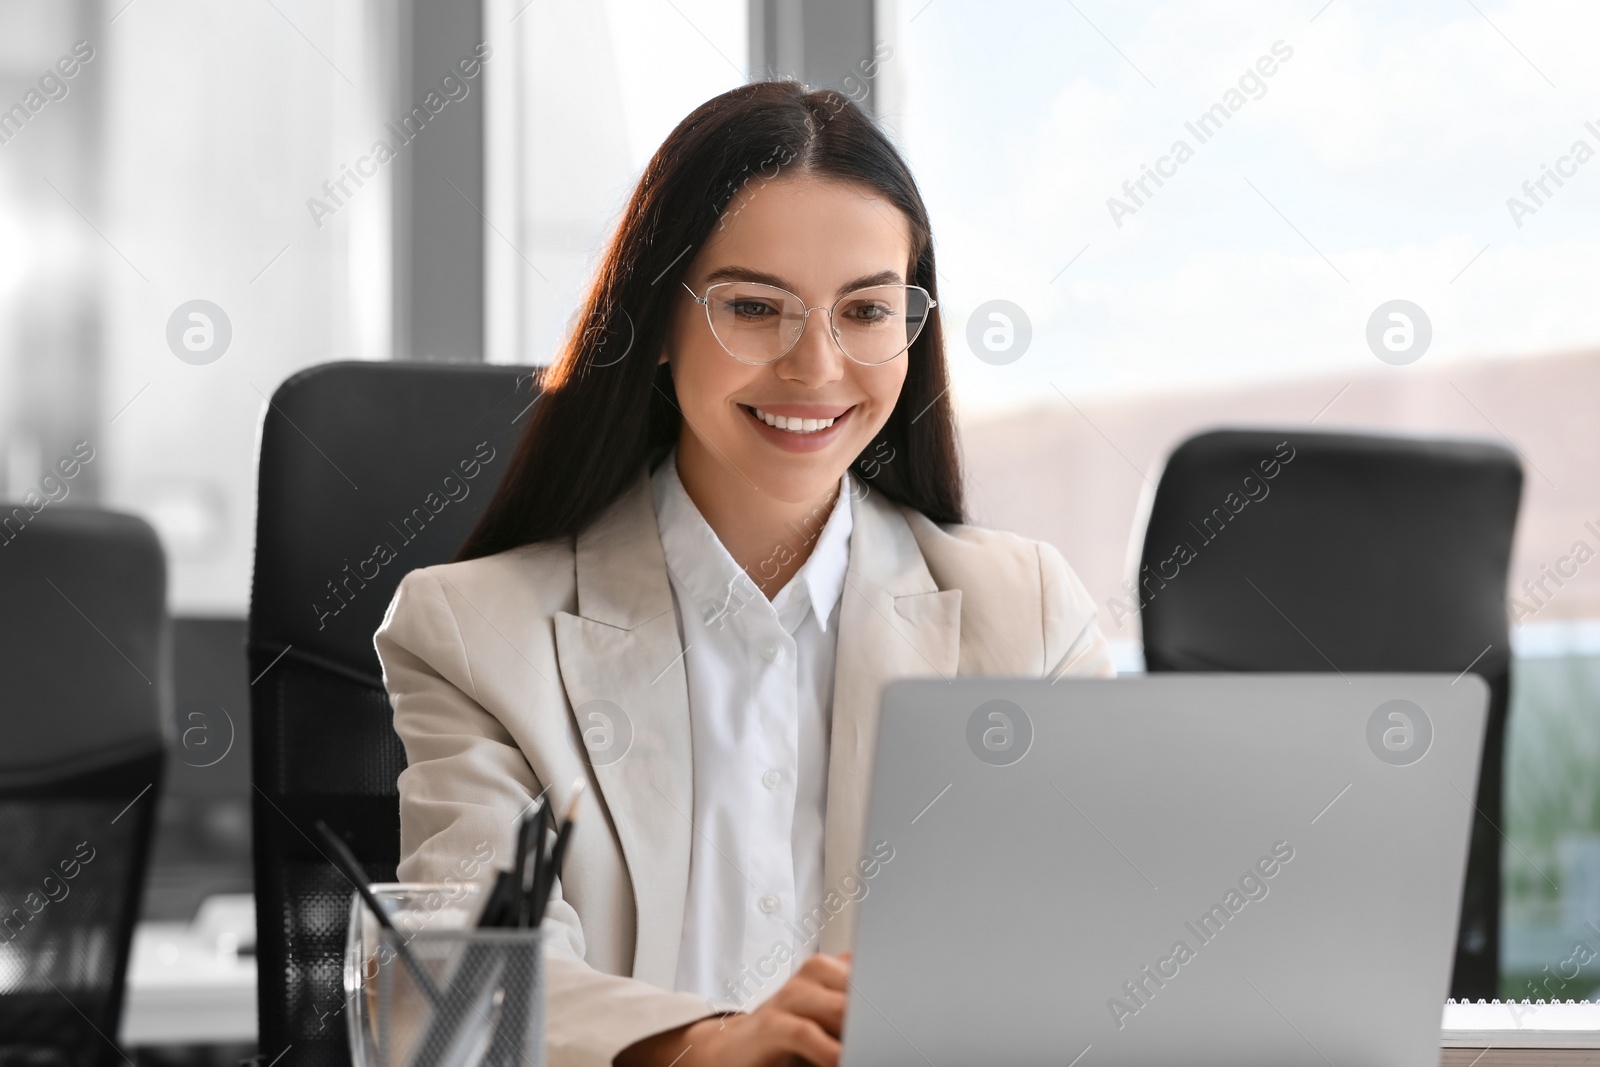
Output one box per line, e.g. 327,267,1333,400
1137,428,1522,998
248,361,536,1067
0,507,167,1067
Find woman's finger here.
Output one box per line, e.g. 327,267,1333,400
794,952,851,992
757,1011,840,1067
766,981,847,1036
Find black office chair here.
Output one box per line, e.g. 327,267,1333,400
248,360,537,1067
1136,428,1522,998
0,507,167,1067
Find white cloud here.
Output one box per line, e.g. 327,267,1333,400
897,0,1600,412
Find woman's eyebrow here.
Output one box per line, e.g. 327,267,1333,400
837,269,904,293
701,265,906,295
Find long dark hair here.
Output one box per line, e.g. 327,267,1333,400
456,80,964,561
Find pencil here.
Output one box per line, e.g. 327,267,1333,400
313,819,444,1006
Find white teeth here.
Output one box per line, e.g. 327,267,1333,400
751,407,837,434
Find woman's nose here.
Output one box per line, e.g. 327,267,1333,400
778,308,847,385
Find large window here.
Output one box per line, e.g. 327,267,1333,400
482,0,748,368
1,0,394,921
0,1,393,615
885,0,1600,995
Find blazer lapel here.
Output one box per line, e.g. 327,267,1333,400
820,483,960,953
552,474,694,988
551,474,959,967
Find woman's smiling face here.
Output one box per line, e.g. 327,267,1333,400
664,173,915,507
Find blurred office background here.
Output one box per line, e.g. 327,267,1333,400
1,0,1597,1053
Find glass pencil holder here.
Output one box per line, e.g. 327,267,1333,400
345,883,545,1067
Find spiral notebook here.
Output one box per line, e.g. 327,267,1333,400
1442,999,1600,1049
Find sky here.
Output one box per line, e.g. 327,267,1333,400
878,0,1600,414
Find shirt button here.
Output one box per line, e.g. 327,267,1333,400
761,643,780,662
758,895,780,914
762,769,781,789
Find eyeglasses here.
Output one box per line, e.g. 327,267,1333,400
682,280,936,366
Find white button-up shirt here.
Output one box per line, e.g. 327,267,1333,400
650,452,854,1009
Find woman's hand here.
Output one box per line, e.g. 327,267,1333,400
616,952,851,1067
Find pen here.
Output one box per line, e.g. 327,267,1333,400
531,781,585,924
313,819,444,1006
515,800,546,929
478,803,540,929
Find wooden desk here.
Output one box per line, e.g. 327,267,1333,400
1443,1051,1600,1066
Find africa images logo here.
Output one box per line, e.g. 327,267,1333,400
1366,699,1432,766
966,699,1033,767
567,699,634,768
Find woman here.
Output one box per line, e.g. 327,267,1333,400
375,80,1113,1067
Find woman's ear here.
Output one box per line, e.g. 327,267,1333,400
658,349,669,366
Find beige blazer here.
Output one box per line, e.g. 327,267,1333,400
375,470,1113,1067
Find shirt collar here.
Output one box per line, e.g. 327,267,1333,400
650,450,854,635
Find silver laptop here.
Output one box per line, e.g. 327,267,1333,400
842,674,1489,1067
